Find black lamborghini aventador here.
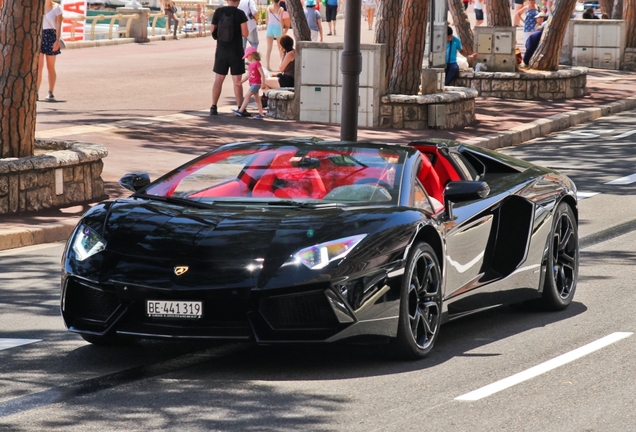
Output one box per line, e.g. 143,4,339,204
61,139,579,359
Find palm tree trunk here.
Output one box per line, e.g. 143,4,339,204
528,0,577,70
286,0,311,41
375,0,403,91
0,0,42,158
486,0,512,27
448,0,475,56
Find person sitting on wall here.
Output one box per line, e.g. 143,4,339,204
522,12,547,66
445,26,477,86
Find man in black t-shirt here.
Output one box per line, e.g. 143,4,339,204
210,0,249,115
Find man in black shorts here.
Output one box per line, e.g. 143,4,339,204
210,0,249,115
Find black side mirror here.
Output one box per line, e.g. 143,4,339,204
119,173,150,192
444,181,490,220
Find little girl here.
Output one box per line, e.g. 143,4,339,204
234,47,266,119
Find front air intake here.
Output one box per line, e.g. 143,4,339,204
259,290,338,330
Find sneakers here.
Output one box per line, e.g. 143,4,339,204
210,105,218,115
232,109,250,117
253,114,266,119
45,92,55,101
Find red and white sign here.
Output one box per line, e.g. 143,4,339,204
61,0,87,42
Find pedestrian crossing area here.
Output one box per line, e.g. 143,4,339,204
577,172,636,200
0,339,40,352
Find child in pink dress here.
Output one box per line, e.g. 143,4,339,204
233,47,266,119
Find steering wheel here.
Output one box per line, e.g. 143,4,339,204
355,178,392,190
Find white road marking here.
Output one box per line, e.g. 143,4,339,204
455,332,633,401
0,339,40,351
577,191,600,200
614,130,636,139
605,173,636,185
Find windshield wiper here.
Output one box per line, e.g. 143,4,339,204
265,200,344,209
134,194,217,209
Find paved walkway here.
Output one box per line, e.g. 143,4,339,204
2,24,636,251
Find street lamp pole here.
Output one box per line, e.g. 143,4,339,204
339,0,362,142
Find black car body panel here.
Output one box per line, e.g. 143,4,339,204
61,139,577,345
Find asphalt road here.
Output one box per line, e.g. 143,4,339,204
2,112,636,431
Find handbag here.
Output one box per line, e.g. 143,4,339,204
58,38,66,49
172,5,178,13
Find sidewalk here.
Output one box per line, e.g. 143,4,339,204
2,38,636,251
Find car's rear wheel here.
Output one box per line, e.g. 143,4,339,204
541,202,578,310
391,242,442,360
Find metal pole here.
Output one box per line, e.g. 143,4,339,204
339,0,362,142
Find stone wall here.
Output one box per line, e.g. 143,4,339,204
0,140,108,214
265,88,297,120
624,48,636,72
454,67,588,100
379,88,478,130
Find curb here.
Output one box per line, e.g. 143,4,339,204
0,220,77,251
462,95,636,150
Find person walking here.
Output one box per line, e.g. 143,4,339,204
209,0,249,116
325,0,338,36
304,0,323,41
163,0,180,39
38,0,63,102
238,0,259,50
516,0,540,43
280,0,292,35
363,0,377,30
473,0,485,26
265,0,284,70
233,47,266,119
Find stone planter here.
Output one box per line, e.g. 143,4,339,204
0,139,108,214
379,88,478,130
265,88,297,120
454,66,588,100
624,48,636,72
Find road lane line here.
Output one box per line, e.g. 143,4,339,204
577,191,600,200
605,173,636,185
455,332,633,401
0,339,40,351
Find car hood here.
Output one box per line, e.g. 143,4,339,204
75,199,400,289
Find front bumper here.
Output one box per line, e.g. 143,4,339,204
61,273,400,343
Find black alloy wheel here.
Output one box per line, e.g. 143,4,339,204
391,242,442,360
541,202,578,310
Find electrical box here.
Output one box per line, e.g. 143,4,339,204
477,34,492,54
297,42,385,127
564,19,626,70
428,105,446,128
572,47,593,67
473,27,516,72
493,32,513,54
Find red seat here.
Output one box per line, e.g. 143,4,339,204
252,153,326,199
418,157,444,205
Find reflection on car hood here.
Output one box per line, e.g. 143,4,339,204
87,199,393,289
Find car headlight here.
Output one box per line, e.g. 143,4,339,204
294,234,367,270
72,225,106,261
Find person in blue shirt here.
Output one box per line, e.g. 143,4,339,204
325,0,339,36
445,26,475,86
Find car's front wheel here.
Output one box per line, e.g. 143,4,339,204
540,202,579,310
391,242,442,360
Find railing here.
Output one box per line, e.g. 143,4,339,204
148,8,217,37
63,13,139,41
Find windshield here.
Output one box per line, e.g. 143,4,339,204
143,143,407,205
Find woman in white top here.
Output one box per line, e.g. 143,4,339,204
473,0,485,26
265,0,284,70
38,0,63,102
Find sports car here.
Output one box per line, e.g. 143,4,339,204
61,138,579,359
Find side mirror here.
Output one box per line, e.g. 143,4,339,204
119,173,150,192
444,181,490,220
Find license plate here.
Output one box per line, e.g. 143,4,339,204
146,300,203,319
